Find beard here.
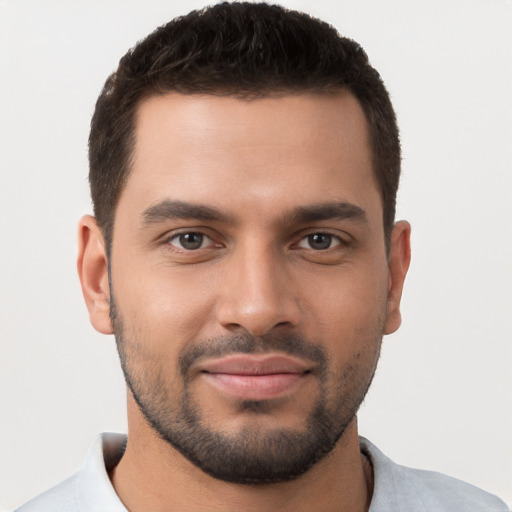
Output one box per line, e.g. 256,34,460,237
111,297,382,485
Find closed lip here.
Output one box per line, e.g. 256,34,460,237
198,354,312,376
197,354,313,400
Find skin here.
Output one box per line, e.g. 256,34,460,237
78,92,411,512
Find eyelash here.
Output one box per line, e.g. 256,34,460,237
163,230,349,253
295,232,345,251
165,231,218,251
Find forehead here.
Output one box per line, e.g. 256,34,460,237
119,92,381,225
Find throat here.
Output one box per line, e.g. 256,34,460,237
360,450,374,510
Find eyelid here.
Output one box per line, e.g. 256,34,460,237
294,229,350,246
168,232,211,250
297,233,341,250
157,227,351,251
161,228,222,250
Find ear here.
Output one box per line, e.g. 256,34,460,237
77,215,113,335
384,220,411,335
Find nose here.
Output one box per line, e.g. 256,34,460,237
216,241,301,336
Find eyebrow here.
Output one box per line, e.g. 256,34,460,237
142,200,232,224
141,199,367,226
284,202,367,225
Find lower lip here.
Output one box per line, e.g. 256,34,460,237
201,372,307,400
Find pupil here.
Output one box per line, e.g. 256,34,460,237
309,233,331,250
180,233,203,250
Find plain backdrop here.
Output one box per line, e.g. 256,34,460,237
0,0,511,509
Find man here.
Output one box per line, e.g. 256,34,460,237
15,3,508,511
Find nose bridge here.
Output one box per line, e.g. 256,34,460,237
216,237,300,336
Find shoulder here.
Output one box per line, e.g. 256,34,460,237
15,433,127,512
360,437,509,512
15,472,83,512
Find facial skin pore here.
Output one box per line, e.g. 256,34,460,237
78,92,411,512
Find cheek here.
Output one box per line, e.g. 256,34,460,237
304,263,388,323
300,265,388,357
112,263,218,352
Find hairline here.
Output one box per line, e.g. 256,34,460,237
103,86,392,256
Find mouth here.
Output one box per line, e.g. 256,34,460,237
198,354,312,400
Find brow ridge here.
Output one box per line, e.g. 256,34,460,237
284,202,367,224
141,199,367,226
142,200,232,224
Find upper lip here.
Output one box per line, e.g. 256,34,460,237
198,354,312,375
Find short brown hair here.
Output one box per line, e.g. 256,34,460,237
89,2,400,250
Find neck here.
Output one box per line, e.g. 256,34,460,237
111,397,372,512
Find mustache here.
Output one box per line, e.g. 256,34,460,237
179,332,328,378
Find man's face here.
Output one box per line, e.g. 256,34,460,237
102,92,406,483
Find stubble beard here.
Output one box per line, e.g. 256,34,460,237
110,297,382,485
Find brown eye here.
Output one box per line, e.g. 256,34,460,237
169,232,207,250
297,233,340,250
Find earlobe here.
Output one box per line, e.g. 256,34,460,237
384,221,411,335
77,215,114,335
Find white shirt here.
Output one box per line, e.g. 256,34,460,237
16,433,509,511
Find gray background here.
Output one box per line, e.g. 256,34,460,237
1,0,511,509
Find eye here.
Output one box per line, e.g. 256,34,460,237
297,233,341,250
168,232,211,250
